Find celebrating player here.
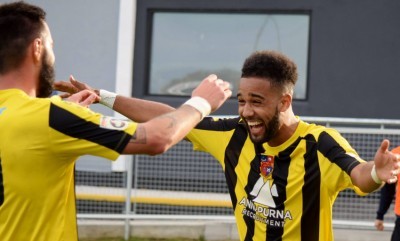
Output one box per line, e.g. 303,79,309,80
57,50,400,241
0,2,231,240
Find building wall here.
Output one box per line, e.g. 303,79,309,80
12,0,400,119
15,0,123,170
5,0,400,170
133,0,400,119
14,0,120,117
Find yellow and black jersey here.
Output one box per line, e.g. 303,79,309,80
0,89,137,241
187,116,366,241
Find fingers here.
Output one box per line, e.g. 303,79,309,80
379,139,390,154
375,220,384,231
190,74,232,113
53,80,78,93
79,93,98,107
65,90,99,107
394,153,400,164
392,167,400,176
388,175,398,184
59,93,72,99
389,161,400,183
69,75,95,93
70,75,83,88
224,88,233,99
215,79,233,99
205,74,218,82
69,75,84,90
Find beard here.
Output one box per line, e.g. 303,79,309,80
247,107,280,145
36,51,55,98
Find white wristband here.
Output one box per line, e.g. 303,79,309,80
183,96,212,120
99,89,117,109
371,164,383,184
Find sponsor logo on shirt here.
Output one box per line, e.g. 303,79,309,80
100,116,129,130
238,176,292,227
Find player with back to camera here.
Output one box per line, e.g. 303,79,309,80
56,50,400,241
0,1,231,241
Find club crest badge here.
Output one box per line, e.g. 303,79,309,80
259,154,274,178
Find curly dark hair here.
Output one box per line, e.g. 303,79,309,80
0,1,46,74
241,50,298,93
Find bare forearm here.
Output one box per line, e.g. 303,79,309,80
352,139,400,193
113,95,175,123
149,105,202,148
109,74,231,155
351,162,383,193
123,105,202,155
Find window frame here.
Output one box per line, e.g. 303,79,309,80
132,0,312,112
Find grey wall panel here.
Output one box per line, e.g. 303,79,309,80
133,0,400,119
5,0,122,171
13,0,120,115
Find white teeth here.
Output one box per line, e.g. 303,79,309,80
247,121,262,126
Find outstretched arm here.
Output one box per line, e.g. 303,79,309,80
113,95,175,123
121,74,231,155
350,140,400,193
54,76,175,122
55,74,232,155
55,75,232,155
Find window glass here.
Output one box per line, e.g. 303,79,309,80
149,12,310,99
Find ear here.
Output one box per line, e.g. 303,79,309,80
279,93,292,112
32,38,42,64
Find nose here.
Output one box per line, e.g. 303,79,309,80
240,103,254,118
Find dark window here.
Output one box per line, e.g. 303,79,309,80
148,12,310,99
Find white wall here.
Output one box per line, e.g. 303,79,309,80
0,0,136,171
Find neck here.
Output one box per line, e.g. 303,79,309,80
268,108,299,147
0,66,38,97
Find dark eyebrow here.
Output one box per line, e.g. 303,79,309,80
236,92,265,99
236,93,265,100
250,93,265,99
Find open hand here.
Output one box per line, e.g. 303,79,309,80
374,139,400,183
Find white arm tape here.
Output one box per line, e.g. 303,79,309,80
371,164,383,184
183,96,212,120
99,89,117,109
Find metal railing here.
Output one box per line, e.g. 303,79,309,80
77,116,400,236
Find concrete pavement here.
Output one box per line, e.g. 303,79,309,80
78,219,393,241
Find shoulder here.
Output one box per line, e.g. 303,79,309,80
195,116,242,131
300,120,342,140
49,95,98,117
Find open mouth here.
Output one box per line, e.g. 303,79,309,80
247,120,264,134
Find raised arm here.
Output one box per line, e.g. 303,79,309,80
55,75,231,155
122,74,231,155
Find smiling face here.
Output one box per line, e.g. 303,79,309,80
237,77,283,145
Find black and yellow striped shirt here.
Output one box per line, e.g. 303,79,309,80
0,89,136,241
187,116,365,241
